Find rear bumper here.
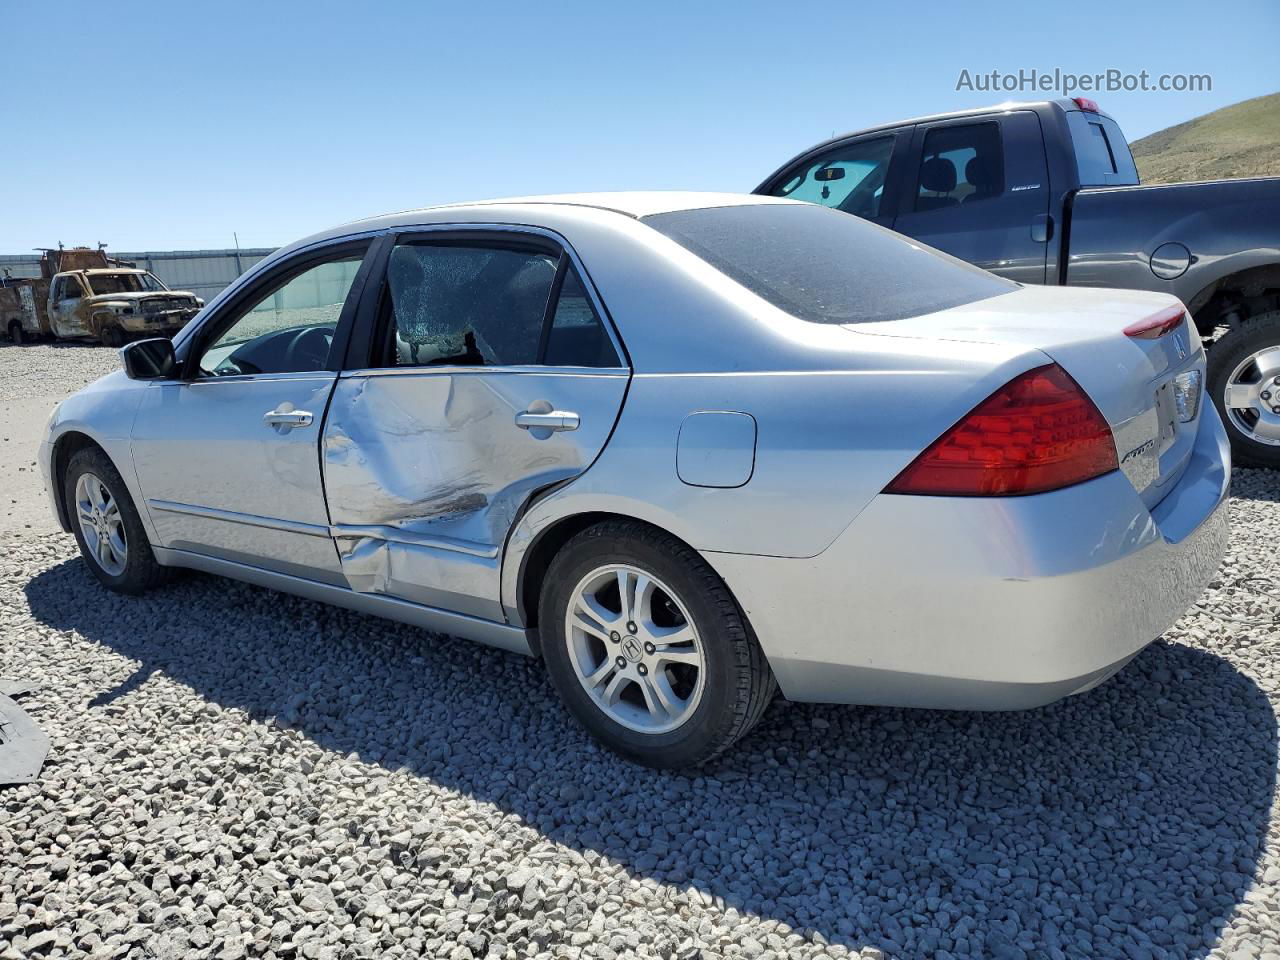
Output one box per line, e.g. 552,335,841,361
706,406,1231,709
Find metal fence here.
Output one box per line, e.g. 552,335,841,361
0,247,278,301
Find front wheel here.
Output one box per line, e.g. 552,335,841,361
64,447,169,594
1207,312,1280,469
539,520,775,768
101,326,125,348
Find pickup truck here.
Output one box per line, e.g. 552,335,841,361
755,97,1280,468
1,247,202,347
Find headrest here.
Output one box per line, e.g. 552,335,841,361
919,157,956,194
965,156,996,191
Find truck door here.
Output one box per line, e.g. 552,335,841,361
49,274,90,337
891,111,1052,284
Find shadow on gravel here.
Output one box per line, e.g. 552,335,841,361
26,557,1277,960
1229,467,1280,503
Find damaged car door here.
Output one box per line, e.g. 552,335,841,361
129,240,375,583
323,229,629,620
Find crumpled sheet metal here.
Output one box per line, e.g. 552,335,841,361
0,691,50,786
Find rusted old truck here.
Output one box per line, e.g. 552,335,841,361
1,247,203,346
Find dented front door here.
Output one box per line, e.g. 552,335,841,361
321,234,629,621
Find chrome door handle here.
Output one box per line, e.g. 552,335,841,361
514,409,580,432
263,408,314,430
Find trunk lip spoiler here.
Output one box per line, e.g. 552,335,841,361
1124,304,1187,340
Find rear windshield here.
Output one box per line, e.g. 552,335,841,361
642,203,1015,325
1066,111,1139,185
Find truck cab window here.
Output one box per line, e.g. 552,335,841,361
56,277,81,301
768,136,894,219
915,123,1004,211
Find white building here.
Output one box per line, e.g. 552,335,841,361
0,247,277,302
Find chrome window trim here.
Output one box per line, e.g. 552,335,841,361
339,365,629,380
377,221,631,372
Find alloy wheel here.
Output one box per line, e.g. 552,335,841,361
1223,346,1280,447
564,564,706,734
75,472,128,576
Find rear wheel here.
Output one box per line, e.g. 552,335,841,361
1208,312,1280,469
539,520,775,768
64,447,168,594
7,320,23,345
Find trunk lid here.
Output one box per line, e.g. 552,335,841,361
851,284,1205,508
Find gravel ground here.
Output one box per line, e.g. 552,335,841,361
2,344,1280,960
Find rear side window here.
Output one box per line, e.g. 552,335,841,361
915,122,1004,211
643,203,1015,325
383,243,557,366
767,136,895,219
544,268,621,367
379,241,620,368
1067,112,1139,185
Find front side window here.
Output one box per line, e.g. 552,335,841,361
56,276,82,301
198,254,365,376
768,136,895,219
914,122,1004,211
643,202,1016,325
380,241,620,368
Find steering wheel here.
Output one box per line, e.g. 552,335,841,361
285,327,331,370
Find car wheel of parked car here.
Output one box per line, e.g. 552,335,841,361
7,321,23,345
64,447,168,594
1208,311,1280,469
539,520,775,768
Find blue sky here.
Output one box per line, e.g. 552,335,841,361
1,0,1275,251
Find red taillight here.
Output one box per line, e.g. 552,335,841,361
1073,97,1100,112
1124,304,1186,340
884,363,1118,497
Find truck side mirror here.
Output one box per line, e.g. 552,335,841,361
120,338,177,380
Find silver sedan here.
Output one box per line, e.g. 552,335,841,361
40,193,1230,767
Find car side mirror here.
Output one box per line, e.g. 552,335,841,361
120,338,177,380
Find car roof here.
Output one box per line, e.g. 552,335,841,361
83,268,145,274
349,191,795,228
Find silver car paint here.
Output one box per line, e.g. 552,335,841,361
42,193,1231,711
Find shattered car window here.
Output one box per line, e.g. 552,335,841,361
385,243,557,367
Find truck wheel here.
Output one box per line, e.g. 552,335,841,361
7,321,23,345
101,326,124,348
1207,311,1280,469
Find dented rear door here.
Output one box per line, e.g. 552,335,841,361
322,232,629,621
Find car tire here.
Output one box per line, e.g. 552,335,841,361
1207,311,1280,469
7,321,23,345
64,447,169,594
101,326,125,348
539,519,776,768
